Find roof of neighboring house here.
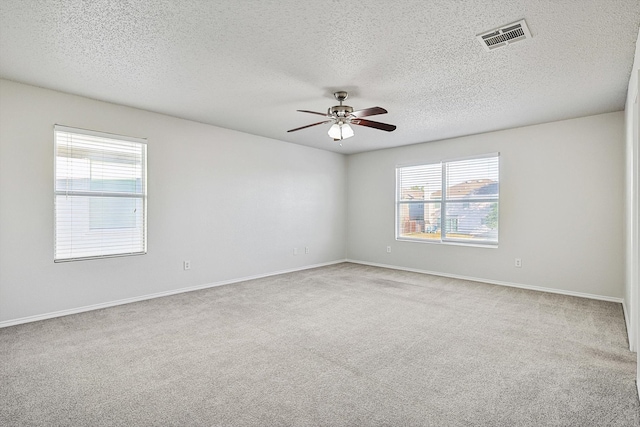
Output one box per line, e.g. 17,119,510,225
431,179,496,199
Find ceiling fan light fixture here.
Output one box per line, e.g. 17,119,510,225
328,123,354,140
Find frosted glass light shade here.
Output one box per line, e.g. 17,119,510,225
328,123,341,139
341,123,354,139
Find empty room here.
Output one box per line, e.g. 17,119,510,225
1,1,640,426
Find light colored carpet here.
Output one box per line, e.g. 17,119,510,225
1,262,638,426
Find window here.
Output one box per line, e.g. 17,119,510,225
54,125,147,261
397,153,499,245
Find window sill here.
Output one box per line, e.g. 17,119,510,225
396,237,498,249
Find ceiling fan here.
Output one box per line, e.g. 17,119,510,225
287,91,396,141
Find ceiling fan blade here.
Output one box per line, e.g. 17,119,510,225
287,120,333,132
351,118,396,132
297,109,329,117
351,106,388,118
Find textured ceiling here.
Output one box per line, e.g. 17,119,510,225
1,1,639,154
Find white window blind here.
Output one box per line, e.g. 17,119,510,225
397,153,499,245
54,125,147,262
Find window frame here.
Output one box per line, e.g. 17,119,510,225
396,153,499,247
53,125,148,262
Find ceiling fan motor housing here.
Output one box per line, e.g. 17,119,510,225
329,105,354,118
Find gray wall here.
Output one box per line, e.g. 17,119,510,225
346,112,625,299
0,79,347,323
0,78,629,326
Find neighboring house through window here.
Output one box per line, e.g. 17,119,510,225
54,125,147,261
396,153,499,245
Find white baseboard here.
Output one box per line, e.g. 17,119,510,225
621,299,636,352
622,299,630,331
345,259,624,304
0,259,347,328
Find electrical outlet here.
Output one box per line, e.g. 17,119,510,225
515,258,522,268
293,248,298,255
183,260,191,270
387,246,392,253
305,247,309,254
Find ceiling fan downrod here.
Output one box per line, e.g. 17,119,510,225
329,91,353,118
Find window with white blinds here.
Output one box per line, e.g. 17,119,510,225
54,125,147,262
397,153,499,245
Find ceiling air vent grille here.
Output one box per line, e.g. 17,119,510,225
477,19,531,51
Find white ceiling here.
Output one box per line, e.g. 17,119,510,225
1,1,639,154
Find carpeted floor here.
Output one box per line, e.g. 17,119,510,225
1,262,638,426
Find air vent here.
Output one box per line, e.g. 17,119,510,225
476,19,531,51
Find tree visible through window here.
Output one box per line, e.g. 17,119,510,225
396,154,499,245
54,126,147,261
